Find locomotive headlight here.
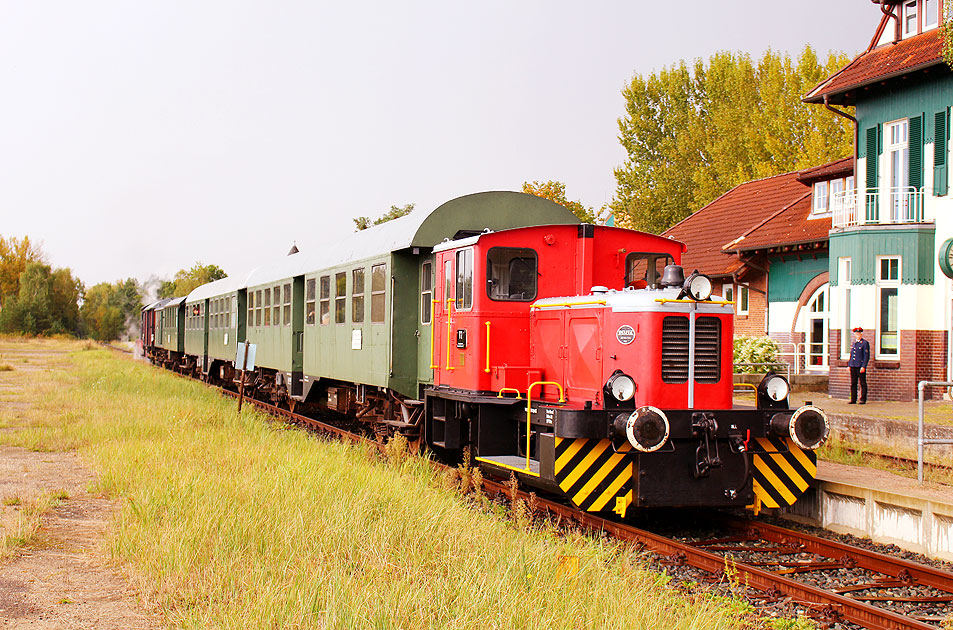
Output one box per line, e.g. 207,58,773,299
757,372,790,409
606,372,636,402
683,272,713,301
770,405,829,450
625,406,670,453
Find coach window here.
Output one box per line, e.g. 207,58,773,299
335,272,347,324
256,290,262,327
420,261,432,324
273,286,281,327
625,253,673,289
455,248,473,310
264,288,272,326
352,268,365,323
283,283,291,325
248,292,255,328
319,276,330,325
371,263,386,323
306,279,316,325
225,297,231,329
486,247,537,301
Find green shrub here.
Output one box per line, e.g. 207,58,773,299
733,336,782,373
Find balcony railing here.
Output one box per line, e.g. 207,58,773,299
831,187,928,229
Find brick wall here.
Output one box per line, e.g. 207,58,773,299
828,329,948,401
734,274,768,336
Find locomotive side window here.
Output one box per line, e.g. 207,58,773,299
626,253,673,289
420,261,432,325
306,279,316,325
283,283,291,326
455,248,473,310
319,276,330,325
486,247,537,301
352,268,365,323
371,263,386,323
444,260,452,307
273,286,281,327
264,287,272,327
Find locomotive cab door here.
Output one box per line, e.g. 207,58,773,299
416,258,435,386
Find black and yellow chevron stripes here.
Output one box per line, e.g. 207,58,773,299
752,437,817,508
554,437,633,513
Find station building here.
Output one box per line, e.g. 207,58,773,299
803,0,952,400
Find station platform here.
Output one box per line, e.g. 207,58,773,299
731,392,953,560
784,460,953,562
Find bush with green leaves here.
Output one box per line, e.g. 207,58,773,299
733,336,782,373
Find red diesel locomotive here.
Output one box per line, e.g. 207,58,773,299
424,223,827,515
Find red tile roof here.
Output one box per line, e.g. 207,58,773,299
663,159,846,277
804,29,945,105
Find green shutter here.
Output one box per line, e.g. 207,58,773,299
865,126,880,222
909,114,923,190
935,109,948,197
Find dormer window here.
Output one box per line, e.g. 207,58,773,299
813,180,829,214
901,0,939,38
903,1,918,36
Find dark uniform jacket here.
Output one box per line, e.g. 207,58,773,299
848,338,870,368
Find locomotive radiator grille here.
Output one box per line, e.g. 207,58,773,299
661,316,689,383
693,316,721,383
661,315,721,384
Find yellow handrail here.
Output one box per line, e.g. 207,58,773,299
484,321,491,373
524,380,566,472
429,298,440,369
445,298,455,371
530,299,606,309
733,382,758,393
497,387,522,399
655,298,735,305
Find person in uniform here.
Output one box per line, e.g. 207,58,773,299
848,327,869,404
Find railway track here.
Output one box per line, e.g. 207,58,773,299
136,354,953,630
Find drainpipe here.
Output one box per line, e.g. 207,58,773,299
824,94,859,199
880,0,899,43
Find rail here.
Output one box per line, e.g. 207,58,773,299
917,380,953,483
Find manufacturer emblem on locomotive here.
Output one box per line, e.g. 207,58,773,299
615,325,636,345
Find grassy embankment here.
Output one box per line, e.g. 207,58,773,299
0,338,801,629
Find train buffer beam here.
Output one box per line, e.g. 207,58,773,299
476,455,540,477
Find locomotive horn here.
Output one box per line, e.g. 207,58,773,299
769,405,829,450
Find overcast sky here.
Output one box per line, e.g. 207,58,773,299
0,1,881,290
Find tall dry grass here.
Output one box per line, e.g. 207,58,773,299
0,343,763,629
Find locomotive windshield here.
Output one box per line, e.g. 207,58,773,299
626,253,673,289
486,247,538,301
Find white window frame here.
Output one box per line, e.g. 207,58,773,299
813,180,829,214
885,118,910,221
903,0,918,37
737,285,749,316
923,0,939,29
846,175,855,192
876,256,901,359
805,284,830,371
839,257,852,359
721,284,734,308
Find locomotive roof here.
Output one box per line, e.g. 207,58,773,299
241,191,580,290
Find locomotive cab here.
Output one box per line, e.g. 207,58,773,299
424,222,829,516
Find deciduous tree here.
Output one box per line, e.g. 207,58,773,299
159,262,227,298
0,235,44,308
521,181,599,223
611,47,854,234
353,204,415,231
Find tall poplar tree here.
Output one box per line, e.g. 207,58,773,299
611,47,854,234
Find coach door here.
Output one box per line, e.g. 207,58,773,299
417,258,435,384
291,275,304,397
202,298,210,372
